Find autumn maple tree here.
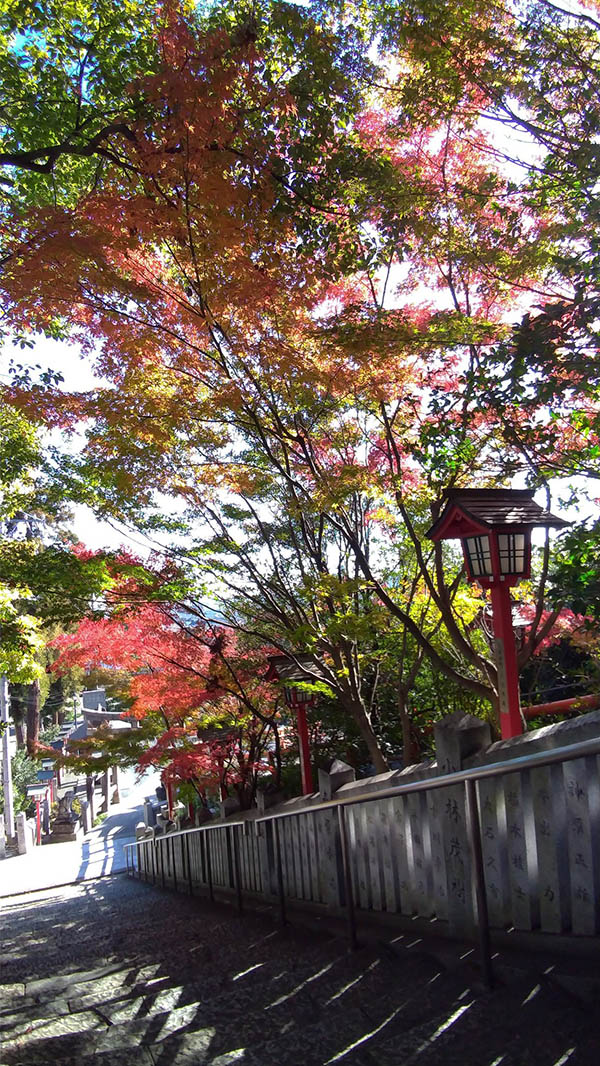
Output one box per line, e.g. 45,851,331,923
49,556,283,806
2,0,600,776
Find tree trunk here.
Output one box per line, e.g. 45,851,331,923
345,697,388,774
26,679,41,754
13,715,26,749
398,689,420,768
8,684,26,748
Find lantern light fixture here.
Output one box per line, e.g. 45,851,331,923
427,488,568,740
266,654,328,795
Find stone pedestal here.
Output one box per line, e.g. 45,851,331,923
0,813,6,859
49,792,81,843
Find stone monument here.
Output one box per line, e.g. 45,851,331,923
49,791,81,843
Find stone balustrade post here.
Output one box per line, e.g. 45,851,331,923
81,799,93,834
100,769,110,814
86,775,95,823
144,798,157,827
318,759,356,801
434,711,491,935
111,764,120,805
16,811,32,855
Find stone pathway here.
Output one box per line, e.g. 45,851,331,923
1,876,599,1065
0,769,160,898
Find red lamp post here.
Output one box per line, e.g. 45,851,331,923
427,489,567,740
266,654,321,795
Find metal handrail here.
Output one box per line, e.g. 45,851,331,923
125,733,600,842
124,732,600,988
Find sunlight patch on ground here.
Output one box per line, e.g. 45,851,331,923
521,983,541,1005
551,1050,576,1066
429,1002,474,1042
411,1001,475,1058
232,963,265,982
153,1004,206,1041
247,930,278,950
266,961,335,1009
323,1003,407,1063
325,960,380,1004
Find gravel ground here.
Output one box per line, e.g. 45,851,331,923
1,876,599,1066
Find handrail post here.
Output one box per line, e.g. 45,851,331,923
464,777,494,988
275,820,287,926
205,830,214,902
186,833,193,895
230,825,243,913
337,805,358,950
160,836,166,889
172,835,178,892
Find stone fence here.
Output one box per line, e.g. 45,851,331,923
131,708,600,940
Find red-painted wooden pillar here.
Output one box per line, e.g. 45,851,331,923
296,703,314,795
490,583,523,740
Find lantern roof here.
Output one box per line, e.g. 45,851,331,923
426,488,568,542
265,653,327,684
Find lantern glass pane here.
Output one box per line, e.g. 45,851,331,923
497,532,527,575
284,686,312,708
465,535,493,577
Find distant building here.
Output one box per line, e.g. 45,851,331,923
62,689,137,747
81,688,107,712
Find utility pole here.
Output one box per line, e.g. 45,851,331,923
1,675,15,838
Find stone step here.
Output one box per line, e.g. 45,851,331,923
0,943,441,1065
0,951,457,1066
4,878,600,1066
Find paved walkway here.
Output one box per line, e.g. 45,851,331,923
1,876,600,1065
0,769,160,898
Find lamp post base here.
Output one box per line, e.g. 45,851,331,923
490,584,524,740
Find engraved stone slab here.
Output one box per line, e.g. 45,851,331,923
390,794,413,915
531,763,569,933
564,756,598,935
407,791,433,917
478,776,510,930
503,773,536,930
440,782,472,934
365,799,386,912
314,809,341,906
427,792,447,921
